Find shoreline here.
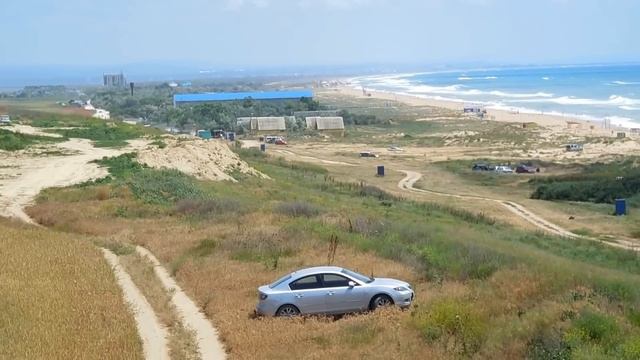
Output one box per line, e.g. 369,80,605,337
332,86,633,136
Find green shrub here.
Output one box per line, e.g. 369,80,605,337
412,298,487,355
54,121,147,148
565,310,620,352
530,158,640,205
0,129,64,151
421,242,507,281
275,201,321,218
95,153,144,179
527,328,572,360
175,198,243,217
622,336,640,360
126,169,207,205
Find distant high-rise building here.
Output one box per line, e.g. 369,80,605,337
103,73,126,88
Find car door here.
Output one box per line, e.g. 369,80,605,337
321,274,368,313
288,275,326,314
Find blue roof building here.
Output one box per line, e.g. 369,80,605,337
173,89,313,107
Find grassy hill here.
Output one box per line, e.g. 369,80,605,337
0,220,143,359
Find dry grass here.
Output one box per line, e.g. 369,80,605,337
0,220,142,359
24,155,640,359
119,252,200,360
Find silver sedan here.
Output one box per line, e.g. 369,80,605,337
256,266,414,317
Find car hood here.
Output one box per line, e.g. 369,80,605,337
369,277,410,288
258,285,272,294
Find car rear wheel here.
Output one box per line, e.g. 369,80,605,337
276,304,300,317
370,294,393,310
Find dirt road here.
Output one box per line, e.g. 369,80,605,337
102,249,170,360
137,246,227,360
398,170,640,251
0,137,144,222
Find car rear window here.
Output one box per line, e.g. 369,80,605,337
269,274,292,289
289,275,322,290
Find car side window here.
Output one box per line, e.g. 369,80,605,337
289,275,322,290
321,274,352,288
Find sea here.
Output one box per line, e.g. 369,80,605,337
353,64,640,128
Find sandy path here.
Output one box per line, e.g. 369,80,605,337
136,246,226,360
398,170,640,251
3,124,65,137
102,249,170,360
0,137,146,222
273,149,356,166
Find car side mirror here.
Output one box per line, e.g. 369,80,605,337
348,281,356,288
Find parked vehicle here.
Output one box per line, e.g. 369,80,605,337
360,151,379,158
388,145,404,152
256,266,414,317
212,129,226,139
494,165,514,173
265,135,286,145
566,144,583,152
0,115,10,126
516,165,539,173
472,163,494,171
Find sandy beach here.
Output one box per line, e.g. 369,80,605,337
334,86,633,138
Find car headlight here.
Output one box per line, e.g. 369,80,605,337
259,293,268,300
394,286,410,292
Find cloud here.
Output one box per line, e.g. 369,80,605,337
225,0,269,11
298,0,386,10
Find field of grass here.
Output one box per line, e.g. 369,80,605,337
0,220,143,359
530,157,640,206
23,147,640,359
6,108,160,148
0,128,65,151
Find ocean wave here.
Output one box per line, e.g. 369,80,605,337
542,77,550,80
402,84,553,99
516,95,640,106
610,80,640,85
488,90,553,98
455,76,498,80
620,105,640,111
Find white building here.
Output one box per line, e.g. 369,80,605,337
92,109,111,120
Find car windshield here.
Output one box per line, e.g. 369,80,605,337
269,274,292,289
341,269,374,283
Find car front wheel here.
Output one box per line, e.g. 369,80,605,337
370,294,394,310
276,304,300,317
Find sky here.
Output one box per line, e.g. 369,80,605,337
0,0,639,70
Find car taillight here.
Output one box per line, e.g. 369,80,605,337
259,293,268,300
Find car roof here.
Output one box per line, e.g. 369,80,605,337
289,266,344,278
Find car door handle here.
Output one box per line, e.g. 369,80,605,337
295,294,303,299
327,291,334,296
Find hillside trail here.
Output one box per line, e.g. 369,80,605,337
398,170,640,252
137,246,227,360
102,249,170,360
0,127,226,359
0,136,145,222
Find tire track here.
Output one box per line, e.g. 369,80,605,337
398,170,640,251
101,248,170,360
136,246,226,360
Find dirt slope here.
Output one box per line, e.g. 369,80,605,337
137,136,267,182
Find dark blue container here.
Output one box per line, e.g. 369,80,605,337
615,199,627,216
377,165,385,177
227,132,236,141
197,130,212,139
260,144,266,152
